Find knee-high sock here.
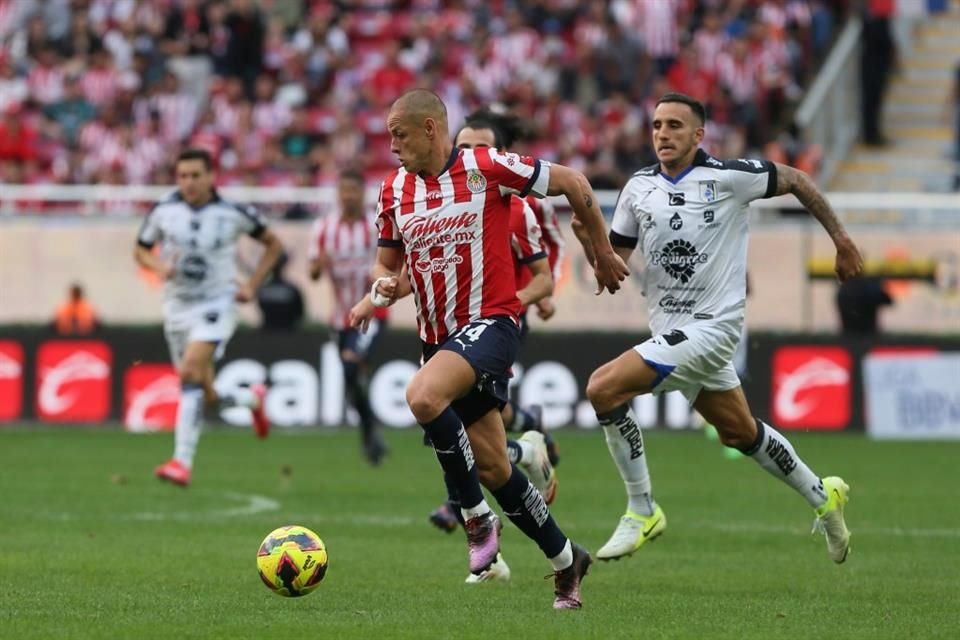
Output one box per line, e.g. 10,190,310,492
598,404,655,517
173,383,204,468
421,407,489,517
741,419,827,508
344,361,375,442
490,465,571,569
441,472,466,526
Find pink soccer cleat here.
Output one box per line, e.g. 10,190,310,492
250,383,270,439
154,459,191,486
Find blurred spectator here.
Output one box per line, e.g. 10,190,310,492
224,0,265,94
257,253,304,331
836,276,894,334
53,282,100,335
44,73,95,144
0,104,37,163
860,0,896,146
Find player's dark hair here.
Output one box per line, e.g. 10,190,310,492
463,108,531,150
339,168,365,185
655,92,707,125
175,148,214,170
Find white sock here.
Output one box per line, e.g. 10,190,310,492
461,499,492,522
745,421,827,508
599,406,656,517
549,539,573,571
516,439,535,464
173,385,204,469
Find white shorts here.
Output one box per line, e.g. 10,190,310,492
163,297,236,367
634,319,742,405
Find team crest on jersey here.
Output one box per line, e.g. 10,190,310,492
699,180,718,202
466,170,487,194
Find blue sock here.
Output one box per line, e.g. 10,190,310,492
422,407,484,510
491,465,567,558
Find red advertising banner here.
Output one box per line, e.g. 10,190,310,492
0,340,24,421
771,346,852,430
35,341,112,422
123,363,179,433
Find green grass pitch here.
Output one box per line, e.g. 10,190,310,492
1,427,958,639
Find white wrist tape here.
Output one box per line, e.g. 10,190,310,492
370,277,393,307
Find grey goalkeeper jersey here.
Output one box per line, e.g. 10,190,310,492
137,191,267,304
610,149,777,334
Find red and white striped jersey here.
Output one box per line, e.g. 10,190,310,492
524,195,565,282
80,68,120,106
376,146,551,344
309,212,387,330
27,65,64,105
511,196,546,310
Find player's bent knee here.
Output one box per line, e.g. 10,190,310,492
586,369,621,413
406,385,446,423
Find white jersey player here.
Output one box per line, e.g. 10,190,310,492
135,148,283,486
577,93,863,565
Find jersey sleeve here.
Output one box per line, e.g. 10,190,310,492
136,207,162,248
723,158,778,204
307,218,325,260
609,181,640,249
375,179,403,248
510,198,546,264
236,203,267,237
482,147,551,199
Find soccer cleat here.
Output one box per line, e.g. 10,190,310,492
464,552,511,583
518,430,558,504
429,501,461,533
596,505,666,560
465,512,502,575
552,543,592,610
813,476,851,564
543,431,560,467
154,459,191,486
363,433,388,466
250,383,270,439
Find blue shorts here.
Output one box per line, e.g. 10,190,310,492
422,315,520,427
336,319,385,361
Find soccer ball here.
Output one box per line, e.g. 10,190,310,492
256,525,328,597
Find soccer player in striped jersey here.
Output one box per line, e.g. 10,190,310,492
369,89,628,609
136,149,284,486
579,92,861,564
308,170,389,466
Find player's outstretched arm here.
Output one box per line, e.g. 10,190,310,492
517,257,554,307
773,163,864,282
133,244,174,280
238,228,284,302
547,164,629,294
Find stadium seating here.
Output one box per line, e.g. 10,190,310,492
0,0,847,197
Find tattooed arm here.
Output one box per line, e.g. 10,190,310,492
774,163,864,281
547,163,629,293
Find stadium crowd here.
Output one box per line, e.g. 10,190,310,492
0,0,847,200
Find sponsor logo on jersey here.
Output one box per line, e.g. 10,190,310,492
771,347,851,430
36,341,112,422
669,193,685,206
699,181,718,202
124,363,180,432
652,240,708,284
402,212,479,251
669,212,683,230
179,254,208,282
466,170,487,194
641,214,656,230
704,210,715,223
658,295,696,314
414,255,465,273
0,341,24,421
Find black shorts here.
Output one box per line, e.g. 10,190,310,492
422,315,520,427
336,319,385,361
